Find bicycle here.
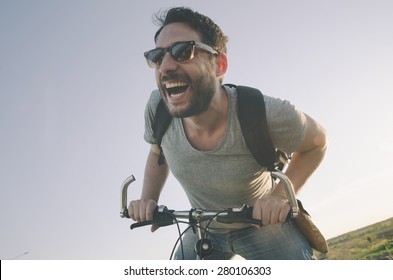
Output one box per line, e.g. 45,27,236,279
120,170,300,260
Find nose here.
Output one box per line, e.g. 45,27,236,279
158,52,178,74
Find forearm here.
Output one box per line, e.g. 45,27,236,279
272,114,328,196
279,145,327,195
141,145,170,202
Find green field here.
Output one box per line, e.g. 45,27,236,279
315,217,393,260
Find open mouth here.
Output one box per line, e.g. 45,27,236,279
165,82,189,96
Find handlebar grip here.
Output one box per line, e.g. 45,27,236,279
216,206,262,225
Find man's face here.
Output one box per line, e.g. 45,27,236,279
154,22,217,118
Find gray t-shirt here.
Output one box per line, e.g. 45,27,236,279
144,85,306,230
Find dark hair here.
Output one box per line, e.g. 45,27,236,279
153,7,228,54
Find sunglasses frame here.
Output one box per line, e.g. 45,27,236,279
144,40,219,68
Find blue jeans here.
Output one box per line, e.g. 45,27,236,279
173,219,316,260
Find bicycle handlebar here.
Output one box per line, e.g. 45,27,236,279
129,204,261,230
120,170,299,225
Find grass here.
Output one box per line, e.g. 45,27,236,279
315,217,393,260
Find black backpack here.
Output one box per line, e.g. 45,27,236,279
152,84,290,171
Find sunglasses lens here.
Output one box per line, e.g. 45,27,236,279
146,49,165,68
144,42,195,68
171,42,193,62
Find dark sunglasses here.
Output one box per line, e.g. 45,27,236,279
144,40,219,68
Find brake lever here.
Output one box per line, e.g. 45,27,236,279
130,220,154,230
130,218,176,230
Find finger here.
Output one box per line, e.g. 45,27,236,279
269,203,289,225
128,200,139,221
262,205,272,225
252,201,262,222
269,209,281,225
145,201,156,221
278,205,290,224
138,201,147,222
127,204,134,220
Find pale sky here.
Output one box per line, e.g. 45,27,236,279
1,0,392,260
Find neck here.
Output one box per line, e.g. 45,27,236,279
181,86,228,151
183,86,228,132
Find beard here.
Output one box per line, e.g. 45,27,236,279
158,70,216,118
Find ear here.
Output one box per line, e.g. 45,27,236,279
215,53,228,78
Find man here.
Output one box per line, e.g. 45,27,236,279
129,7,328,260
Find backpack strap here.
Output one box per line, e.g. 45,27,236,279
152,98,172,165
231,85,278,171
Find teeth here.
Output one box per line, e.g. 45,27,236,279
165,82,188,89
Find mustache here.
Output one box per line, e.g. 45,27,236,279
161,73,191,83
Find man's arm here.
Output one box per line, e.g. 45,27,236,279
273,113,328,196
253,114,328,225
128,144,169,231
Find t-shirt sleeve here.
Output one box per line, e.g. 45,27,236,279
264,95,307,154
143,90,162,145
